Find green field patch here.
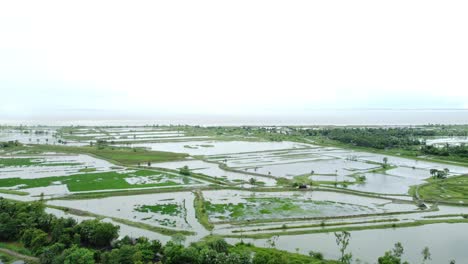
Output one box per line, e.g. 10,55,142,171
0,169,199,192
204,197,328,221
418,175,468,204
135,203,182,216
0,189,29,196
18,144,188,165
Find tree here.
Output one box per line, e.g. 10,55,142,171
179,165,191,176
75,220,119,248
171,233,186,245
62,246,95,264
21,228,49,254
249,178,257,186
377,242,408,264
335,231,352,264
383,157,389,168
421,247,431,264
39,243,65,264
206,237,229,253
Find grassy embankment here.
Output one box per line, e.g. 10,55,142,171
194,190,214,230
20,144,188,166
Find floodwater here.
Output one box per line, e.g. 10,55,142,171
203,190,417,222
153,159,277,186
227,223,468,264
131,141,310,155
47,192,209,235
0,154,115,179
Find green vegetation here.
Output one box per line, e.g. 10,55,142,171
418,175,468,204
305,127,425,149
17,144,188,165
204,197,367,222
0,169,195,192
135,203,182,216
194,191,214,230
422,144,468,158
0,189,29,196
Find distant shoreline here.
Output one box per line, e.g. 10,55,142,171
1,109,468,126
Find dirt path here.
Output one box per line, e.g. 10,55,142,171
0,248,38,263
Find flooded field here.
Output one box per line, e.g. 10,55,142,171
202,189,418,223
2,125,468,263
227,223,468,264
48,192,208,235
153,159,277,186
132,140,310,155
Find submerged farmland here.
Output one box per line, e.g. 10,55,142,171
2,125,468,263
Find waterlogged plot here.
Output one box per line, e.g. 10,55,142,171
228,223,468,264
354,152,468,174
239,159,379,178
0,154,115,179
202,190,418,223
65,127,207,143
0,169,204,194
47,192,207,233
208,148,329,167
134,141,311,156
206,145,468,194
0,127,58,145
348,173,423,194
153,159,277,186
205,147,379,179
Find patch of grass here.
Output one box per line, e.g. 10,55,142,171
135,203,181,216
0,251,14,263
418,175,468,204
0,242,32,256
0,158,41,167
23,144,188,165
0,189,29,196
231,243,339,264
204,197,354,222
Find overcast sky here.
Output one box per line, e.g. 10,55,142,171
1,0,467,119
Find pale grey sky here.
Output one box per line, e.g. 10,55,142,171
1,0,468,119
